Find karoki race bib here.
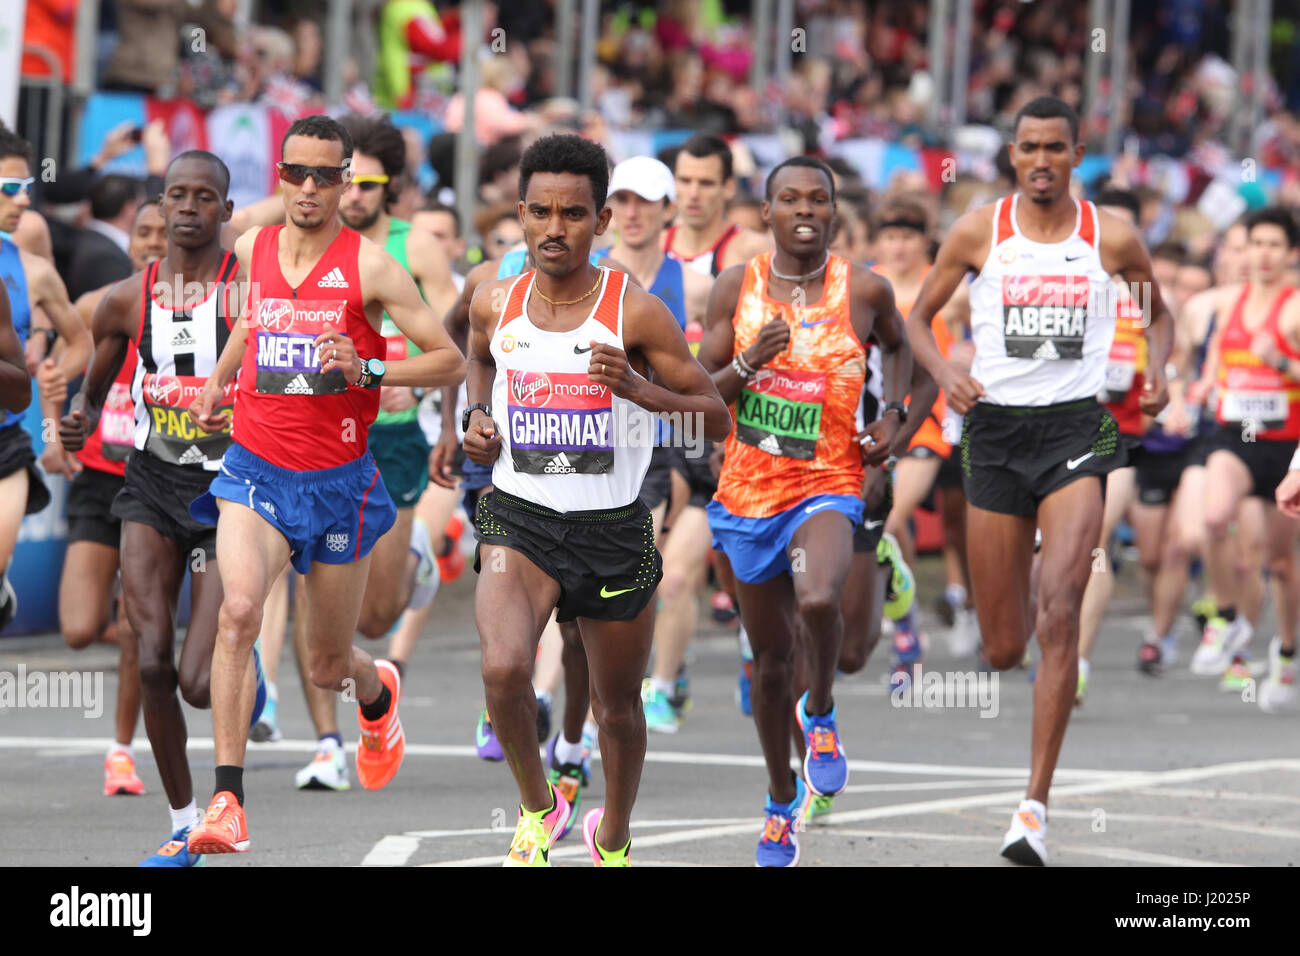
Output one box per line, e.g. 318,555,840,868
507,369,615,475
99,382,135,463
141,373,236,466
1001,274,1088,360
252,296,348,396
736,367,826,460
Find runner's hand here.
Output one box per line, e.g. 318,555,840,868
740,316,791,370
40,441,80,480
1278,469,1300,518
938,367,986,415
463,413,503,465
189,381,230,433
36,359,67,407
587,341,645,402
429,428,460,489
58,399,90,453
379,385,416,413
1138,363,1169,418
1184,378,1211,407
316,324,361,383
855,416,900,468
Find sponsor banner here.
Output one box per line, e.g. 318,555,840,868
736,367,826,460
506,368,614,474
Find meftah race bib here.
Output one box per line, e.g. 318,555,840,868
736,367,826,460
507,369,614,475
253,296,348,396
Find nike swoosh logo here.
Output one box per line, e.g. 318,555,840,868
574,344,593,354
475,723,492,747
863,519,884,529
804,501,836,514
1066,452,1095,470
800,317,835,328
600,585,636,598
1065,254,1087,262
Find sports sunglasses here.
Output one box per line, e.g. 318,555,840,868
276,163,349,188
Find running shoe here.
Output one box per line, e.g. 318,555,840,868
737,639,754,717
795,690,848,796
711,589,738,625
756,775,808,867
1075,668,1088,707
436,514,466,585
805,793,834,823
502,785,571,867
0,574,15,631
546,733,590,787
641,680,680,734
946,607,980,658
582,808,630,866
893,627,923,666
1000,799,1048,866
187,791,248,854
139,827,203,867
407,517,440,611
356,660,405,790
580,727,596,780
535,690,552,744
104,749,145,796
889,662,915,693
1258,637,1298,713
669,665,691,716
1190,596,1216,632
1192,616,1251,676
546,736,584,840
250,644,267,732
1136,640,1163,676
250,690,281,743
876,532,915,621
1218,656,1252,693
932,592,957,629
475,708,504,761
1160,633,1178,667
295,738,351,790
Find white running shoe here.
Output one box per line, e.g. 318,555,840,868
1191,617,1251,676
1259,637,1298,714
407,517,440,611
1000,799,1048,866
295,739,351,791
946,607,980,658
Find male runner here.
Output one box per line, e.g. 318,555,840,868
700,156,911,867
463,133,730,866
905,97,1172,865
183,115,464,854
666,134,771,276
60,151,263,866
0,127,93,628
1186,208,1300,708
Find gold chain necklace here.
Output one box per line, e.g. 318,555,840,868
534,274,602,307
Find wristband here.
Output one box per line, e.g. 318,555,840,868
731,356,753,381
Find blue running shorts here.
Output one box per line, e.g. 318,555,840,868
707,493,863,585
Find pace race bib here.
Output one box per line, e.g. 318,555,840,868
736,367,825,460
99,382,135,463
507,369,614,475
142,373,236,466
253,296,348,396
1001,274,1089,360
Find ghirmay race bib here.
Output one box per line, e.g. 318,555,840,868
253,296,349,396
100,381,135,462
1001,274,1089,360
736,366,826,459
507,369,615,475
142,373,236,466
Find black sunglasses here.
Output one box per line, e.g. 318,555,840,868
276,162,348,187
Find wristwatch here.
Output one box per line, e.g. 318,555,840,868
356,357,386,389
883,401,908,424
462,402,491,433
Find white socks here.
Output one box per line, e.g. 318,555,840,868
169,800,199,834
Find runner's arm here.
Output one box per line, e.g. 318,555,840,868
697,265,747,404
905,211,984,389
439,260,494,442
854,269,911,459
407,226,460,331
205,234,257,392
888,358,939,455
0,282,28,414
74,278,137,429
364,246,465,388
27,252,93,391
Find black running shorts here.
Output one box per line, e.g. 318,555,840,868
67,465,125,547
1205,425,1296,501
960,398,1124,517
0,424,51,515
112,450,217,560
638,445,674,512
473,489,663,623
668,443,718,510
852,474,894,553
1134,446,1187,507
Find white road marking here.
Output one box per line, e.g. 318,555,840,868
1028,808,1300,841
360,835,421,867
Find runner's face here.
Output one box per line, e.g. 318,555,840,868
130,204,167,270
161,158,231,249
1217,225,1249,284
1173,264,1211,310
610,191,669,251
1010,117,1081,205
413,210,464,260
281,135,348,231
486,218,524,255
1247,224,1297,284
520,172,611,277
0,156,31,234
763,166,834,258
674,152,733,230
875,226,927,272
339,151,385,232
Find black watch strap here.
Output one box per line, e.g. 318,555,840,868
883,401,908,424
462,402,491,433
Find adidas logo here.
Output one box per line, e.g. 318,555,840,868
177,444,207,465
325,532,349,552
171,327,196,349
1031,340,1060,361
758,434,782,455
284,374,313,395
259,499,276,517
317,267,349,289
543,451,577,474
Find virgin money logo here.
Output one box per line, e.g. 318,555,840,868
106,383,133,411
749,367,776,394
1004,274,1089,306
258,299,294,332
510,370,552,407
146,375,181,405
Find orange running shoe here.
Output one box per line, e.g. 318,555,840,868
356,660,405,790
186,790,249,853
437,515,466,584
104,749,145,796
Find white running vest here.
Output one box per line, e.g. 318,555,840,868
489,267,654,513
968,195,1116,406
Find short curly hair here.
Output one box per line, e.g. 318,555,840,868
518,134,611,210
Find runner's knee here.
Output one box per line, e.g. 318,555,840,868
480,650,533,695
137,653,178,696
308,654,350,691
178,666,210,709
219,593,263,646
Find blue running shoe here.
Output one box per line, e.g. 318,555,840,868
893,628,922,666
796,690,848,796
249,644,267,732
756,776,808,867
475,708,505,761
139,827,204,867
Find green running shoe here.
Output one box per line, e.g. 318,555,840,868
805,793,835,822
876,532,915,621
641,679,680,734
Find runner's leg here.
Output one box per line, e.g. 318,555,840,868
648,506,711,686
966,505,1036,668
1077,467,1136,663
735,572,799,804
357,506,416,639
885,455,941,568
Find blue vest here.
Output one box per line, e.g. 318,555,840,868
0,237,30,430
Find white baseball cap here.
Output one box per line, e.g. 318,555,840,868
607,156,676,204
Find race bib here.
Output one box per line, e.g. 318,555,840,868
99,382,135,463
1001,274,1088,360
252,296,348,396
507,369,615,475
736,367,825,460
1220,389,1287,429
142,373,236,466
